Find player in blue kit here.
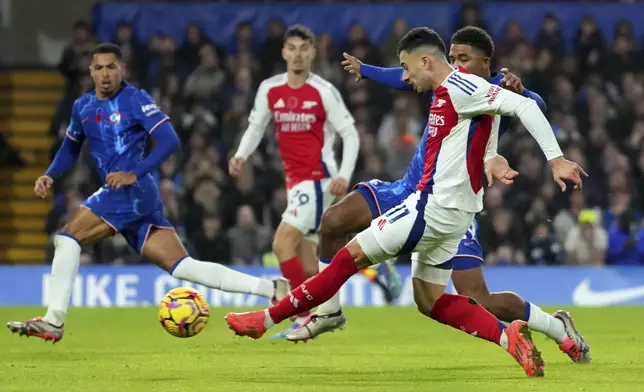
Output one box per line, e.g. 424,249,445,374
287,27,590,364
6,43,290,342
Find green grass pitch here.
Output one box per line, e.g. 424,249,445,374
2,306,644,392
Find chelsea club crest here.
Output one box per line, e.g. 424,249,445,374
108,111,121,124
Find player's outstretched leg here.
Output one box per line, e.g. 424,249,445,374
271,221,312,325
7,207,116,343
269,240,319,339
411,267,544,378
452,264,590,363
285,191,372,342
142,229,290,302
225,239,366,340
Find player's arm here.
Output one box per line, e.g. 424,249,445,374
482,124,518,186
45,100,85,178
522,88,547,114
342,52,412,91
452,77,561,160
230,81,272,176
129,91,180,180
452,74,585,190
500,68,547,113
360,65,413,91
322,84,360,194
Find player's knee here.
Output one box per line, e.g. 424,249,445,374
319,206,348,236
272,225,301,258
458,287,491,308
414,297,435,318
54,233,82,249
59,225,88,245
413,290,436,317
302,263,318,278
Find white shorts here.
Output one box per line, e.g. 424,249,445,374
356,191,474,285
281,179,335,243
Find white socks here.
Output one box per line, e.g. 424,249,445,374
263,309,275,329
172,257,274,298
43,235,81,327
526,302,567,343
499,329,509,350
313,260,342,316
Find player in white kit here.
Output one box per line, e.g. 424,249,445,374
225,27,586,377
229,25,359,335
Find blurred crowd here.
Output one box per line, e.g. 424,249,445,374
45,6,644,266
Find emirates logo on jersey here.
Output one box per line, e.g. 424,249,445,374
273,111,317,132
429,113,445,127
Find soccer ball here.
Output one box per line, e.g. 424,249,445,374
158,287,210,338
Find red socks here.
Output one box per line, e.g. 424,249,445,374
279,256,310,318
269,248,358,323
279,256,307,288
430,293,506,345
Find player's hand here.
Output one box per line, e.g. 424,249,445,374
34,175,54,199
549,156,588,192
330,177,349,196
484,155,519,186
229,156,246,177
341,52,363,82
500,68,524,94
106,171,138,190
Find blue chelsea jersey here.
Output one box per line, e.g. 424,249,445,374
400,73,509,191
66,82,169,183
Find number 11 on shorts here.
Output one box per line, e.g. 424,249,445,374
385,205,410,224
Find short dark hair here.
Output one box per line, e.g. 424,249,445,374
91,43,123,60
73,20,91,31
396,27,446,55
451,26,494,57
284,24,315,45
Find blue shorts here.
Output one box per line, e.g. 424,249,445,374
82,184,173,254
353,179,484,270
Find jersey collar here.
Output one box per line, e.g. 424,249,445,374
93,81,129,101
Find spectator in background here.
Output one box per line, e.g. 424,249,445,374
500,20,526,57
50,21,94,137
341,24,381,66
457,2,487,31
606,209,644,265
145,35,177,92
178,24,224,76
528,221,563,265
159,178,182,227
552,190,585,245
314,33,343,87
193,215,231,264
184,177,222,236
481,209,526,265
376,95,423,151
221,168,266,229
606,34,636,86
576,15,605,75
112,22,145,84
227,205,271,265
535,13,565,57
385,132,418,180
564,209,607,265
232,21,255,56
184,44,227,104
260,18,286,78
264,187,288,231
380,18,409,66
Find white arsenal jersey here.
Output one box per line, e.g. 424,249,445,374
417,68,562,213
